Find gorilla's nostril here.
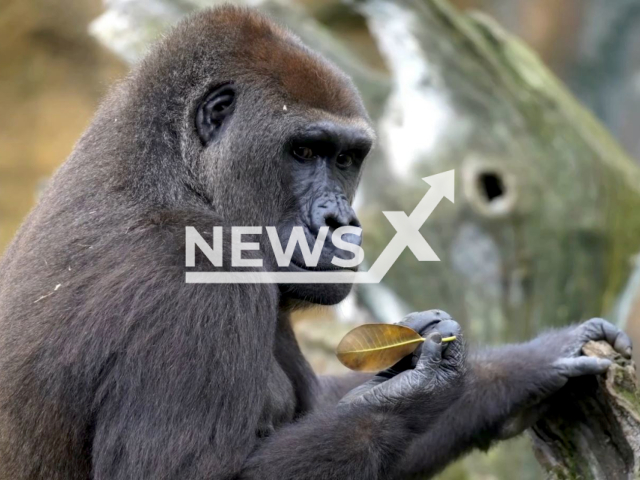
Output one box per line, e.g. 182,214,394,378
325,216,342,231
310,199,360,235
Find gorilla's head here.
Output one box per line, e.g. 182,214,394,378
121,6,373,305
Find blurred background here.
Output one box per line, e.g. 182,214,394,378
3,0,640,478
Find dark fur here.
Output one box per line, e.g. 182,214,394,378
0,6,632,480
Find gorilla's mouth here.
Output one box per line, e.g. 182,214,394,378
288,256,358,273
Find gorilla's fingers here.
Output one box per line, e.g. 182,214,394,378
582,318,632,359
434,320,462,362
398,310,453,335
555,356,612,378
415,333,443,375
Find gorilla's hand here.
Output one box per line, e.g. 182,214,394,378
493,317,632,439
525,317,630,394
338,311,466,428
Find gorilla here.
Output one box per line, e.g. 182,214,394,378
0,6,632,480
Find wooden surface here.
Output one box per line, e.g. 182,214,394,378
531,341,640,479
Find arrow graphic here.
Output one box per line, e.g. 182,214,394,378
185,170,455,284
359,170,454,283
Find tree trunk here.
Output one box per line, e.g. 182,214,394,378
530,341,640,479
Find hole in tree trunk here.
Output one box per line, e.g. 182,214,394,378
462,160,517,218
478,172,505,202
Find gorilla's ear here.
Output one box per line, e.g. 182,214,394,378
196,84,236,145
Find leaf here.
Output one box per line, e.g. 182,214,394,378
336,324,425,372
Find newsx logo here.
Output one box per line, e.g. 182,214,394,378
185,170,454,284
185,225,364,270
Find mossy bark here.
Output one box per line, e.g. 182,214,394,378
530,341,640,479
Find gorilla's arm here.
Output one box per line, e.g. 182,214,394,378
240,333,464,480
241,406,414,479
392,319,632,479
314,373,373,409
391,347,553,479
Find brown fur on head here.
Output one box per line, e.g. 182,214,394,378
172,5,366,115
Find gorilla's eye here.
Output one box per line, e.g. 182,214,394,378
293,146,315,161
336,153,354,169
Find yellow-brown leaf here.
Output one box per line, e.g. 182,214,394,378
336,324,425,372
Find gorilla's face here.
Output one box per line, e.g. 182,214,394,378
192,31,373,306
274,118,372,305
